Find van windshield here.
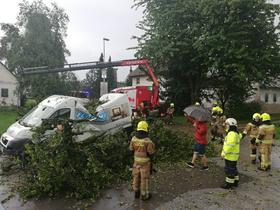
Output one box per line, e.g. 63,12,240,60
19,105,54,127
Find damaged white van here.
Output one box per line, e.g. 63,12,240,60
0,93,132,155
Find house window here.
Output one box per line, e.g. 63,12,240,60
136,77,140,84
273,93,277,103
264,93,269,103
1,88,8,97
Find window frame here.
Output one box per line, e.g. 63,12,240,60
1,88,8,98
264,93,269,103
136,77,140,84
273,93,277,103
49,108,71,119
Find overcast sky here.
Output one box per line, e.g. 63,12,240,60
1,0,280,81
0,0,144,81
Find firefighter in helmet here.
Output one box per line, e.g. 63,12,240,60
256,113,275,171
221,118,242,189
165,103,175,124
211,101,223,117
129,121,155,200
211,101,226,142
242,113,261,164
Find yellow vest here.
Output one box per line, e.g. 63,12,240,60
221,131,242,161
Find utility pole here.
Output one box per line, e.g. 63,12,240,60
100,38,110,96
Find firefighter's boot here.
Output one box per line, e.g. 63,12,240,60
141,193,152,201
233,175,239,187
221,183,233,189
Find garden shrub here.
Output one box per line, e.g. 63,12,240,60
226,101,262,120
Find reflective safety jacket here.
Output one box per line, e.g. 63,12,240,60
258,124,275,145
129,136,155,164
221,131,242,161
243,122,259,138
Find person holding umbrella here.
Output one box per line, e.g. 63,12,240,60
184,105,210,170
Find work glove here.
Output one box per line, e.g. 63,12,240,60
255,139,261,144
221,152,225,160
250,138,256,144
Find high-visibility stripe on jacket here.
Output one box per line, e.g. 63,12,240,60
258,124,275,145
221,131,242,161
129,136,155,164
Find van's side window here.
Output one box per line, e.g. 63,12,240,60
50,108,71,119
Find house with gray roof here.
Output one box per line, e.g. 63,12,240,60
128,67,153,86
0,62,20,106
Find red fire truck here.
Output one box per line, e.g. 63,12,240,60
111,86,153,110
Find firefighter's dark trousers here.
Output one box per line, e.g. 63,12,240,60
224,159,239,186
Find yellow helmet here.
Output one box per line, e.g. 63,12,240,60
252,113,261,121
137,121,148,132
261,113,271,121
170,103,175,107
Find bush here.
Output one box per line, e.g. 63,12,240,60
17,99,38,117
226,101,262,120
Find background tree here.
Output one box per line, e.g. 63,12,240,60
125,66,133,86
83,53,103,99
107,56,117,91
197,0,280,111
0,0,71,101
133,0,209,111
134,0,280,112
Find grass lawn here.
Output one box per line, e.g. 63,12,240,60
0,110,18,135
275,126,280,141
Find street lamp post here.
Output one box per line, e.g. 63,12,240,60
103,38,110,62
100,38,110,96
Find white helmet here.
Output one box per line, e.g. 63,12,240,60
225,118,237,126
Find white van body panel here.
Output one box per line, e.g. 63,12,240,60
0,94,132,154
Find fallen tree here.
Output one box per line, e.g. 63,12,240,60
20,119,216,199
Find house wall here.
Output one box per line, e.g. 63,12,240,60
132,76,153,86
259,89,280,114
0,64,19,106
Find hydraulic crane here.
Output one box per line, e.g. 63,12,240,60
20,59,160,110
